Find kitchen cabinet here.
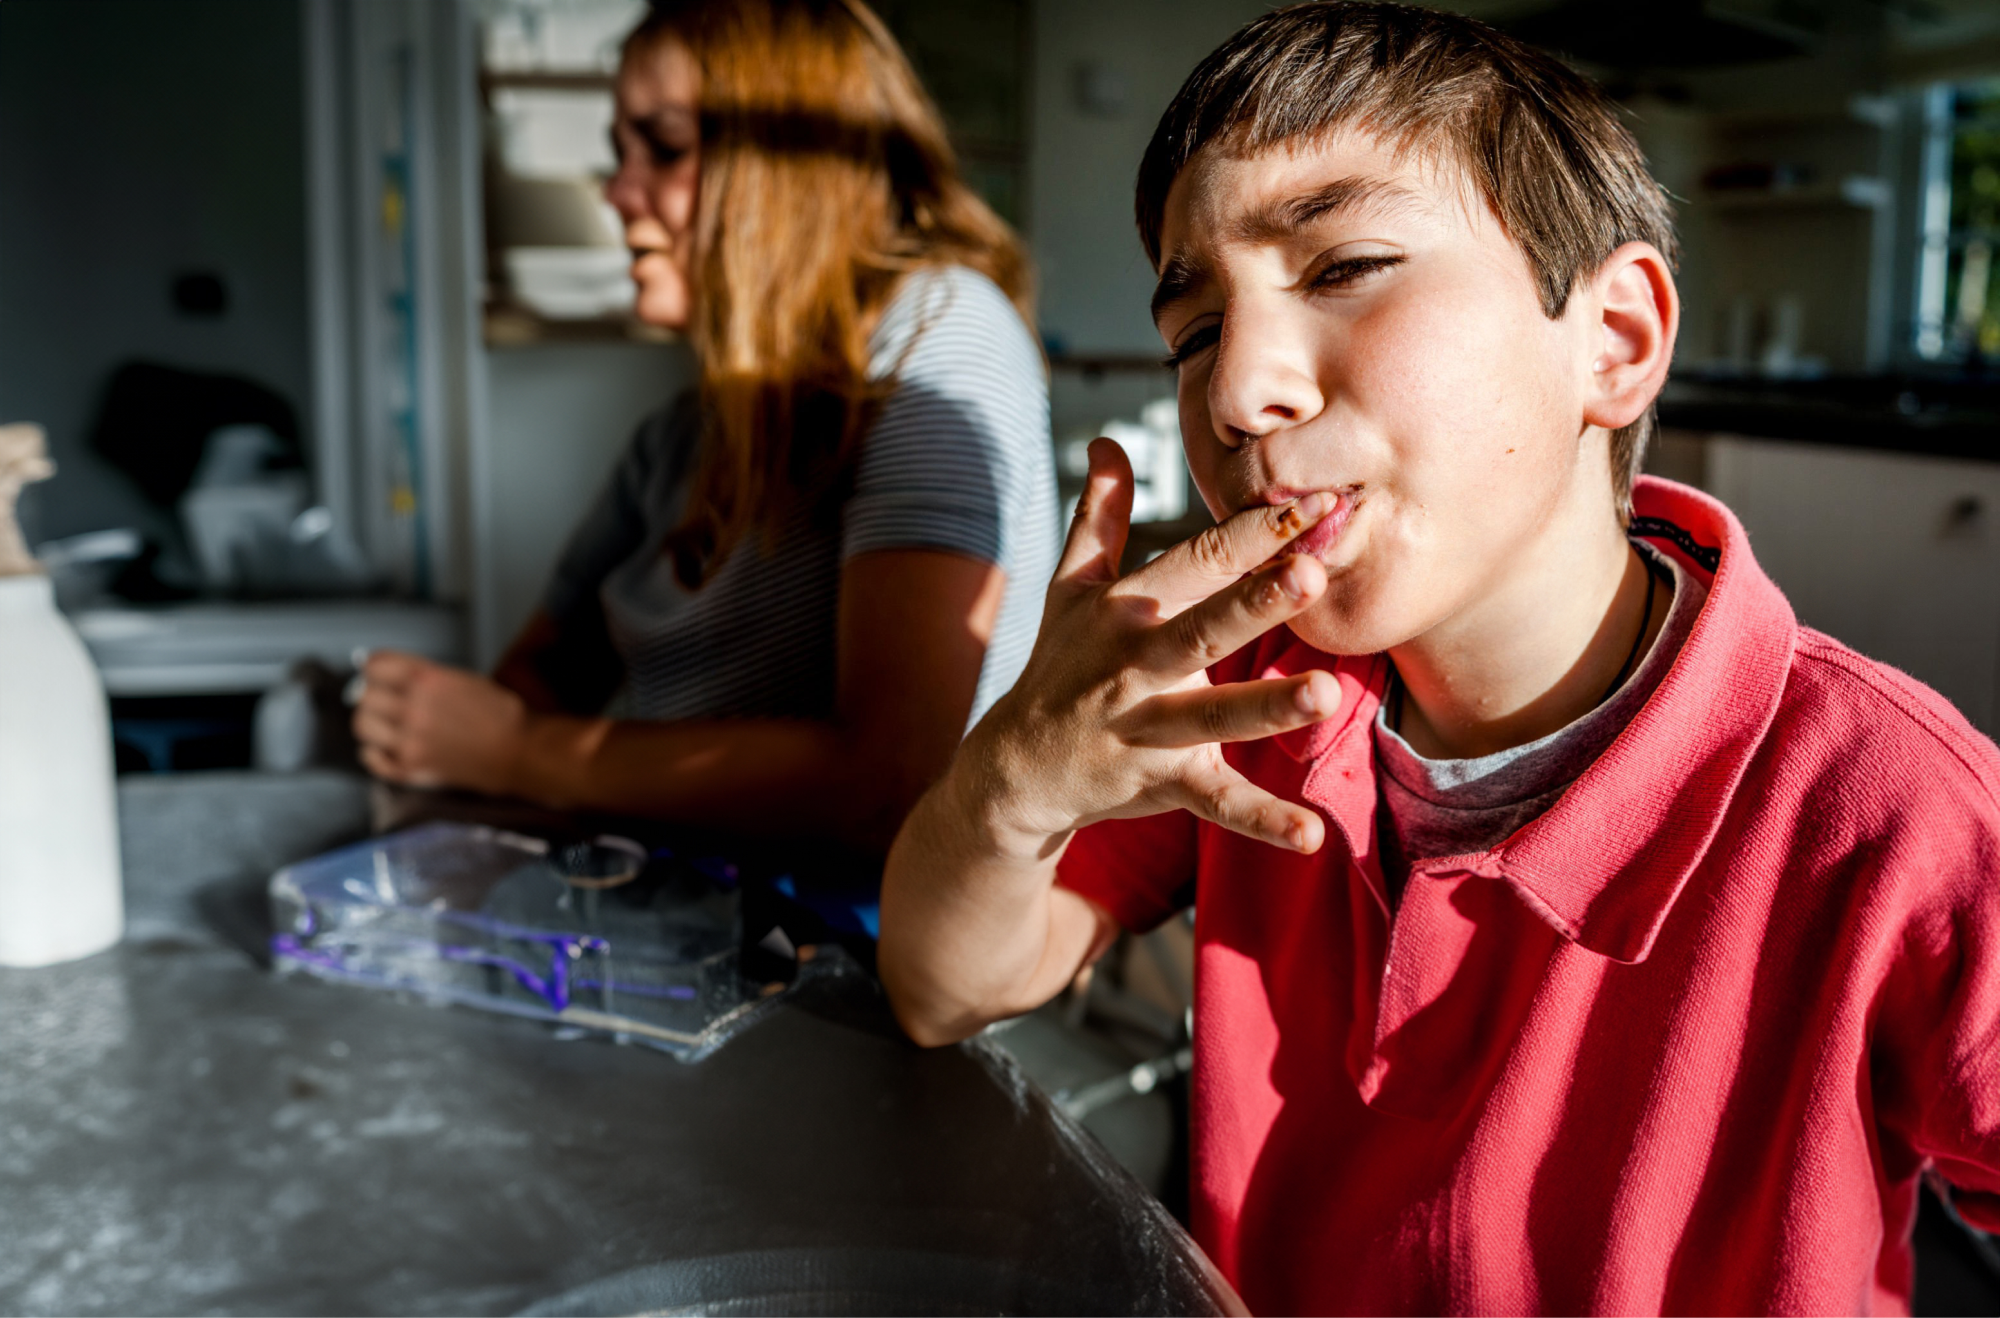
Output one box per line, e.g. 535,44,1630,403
1673,98,1898,375
1703,434,2000,734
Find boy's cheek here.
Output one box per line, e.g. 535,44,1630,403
1190,469,1235,525
1177,420,1238,523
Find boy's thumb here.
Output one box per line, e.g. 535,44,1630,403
1055,438,1135,585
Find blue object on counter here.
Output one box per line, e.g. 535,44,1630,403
770,873,880,940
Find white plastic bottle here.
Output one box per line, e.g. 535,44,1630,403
0,424,123,966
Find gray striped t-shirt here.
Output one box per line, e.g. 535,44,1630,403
544,265,1059,727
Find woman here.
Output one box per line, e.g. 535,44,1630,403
353,0,1057,852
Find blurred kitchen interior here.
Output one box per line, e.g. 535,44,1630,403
2,0,1999,777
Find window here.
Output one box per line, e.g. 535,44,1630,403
1915,77,2000,361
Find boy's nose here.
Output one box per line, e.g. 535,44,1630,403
1205,318,1324,449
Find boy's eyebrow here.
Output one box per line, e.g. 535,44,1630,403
1226,175,1426,246
1151,253,1208,326
1151,175,1425,325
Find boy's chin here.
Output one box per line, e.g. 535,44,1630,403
1283,596,1415,659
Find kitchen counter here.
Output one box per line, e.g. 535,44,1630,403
0,772,1236,1316
1657,376,2000,462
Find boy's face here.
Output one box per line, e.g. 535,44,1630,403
1153,128,1610,658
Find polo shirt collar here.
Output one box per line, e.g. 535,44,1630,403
1277,477,1797,964
1255,644,1390,876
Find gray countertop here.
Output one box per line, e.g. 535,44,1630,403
0,773,1232,1316
1657,377,2000,462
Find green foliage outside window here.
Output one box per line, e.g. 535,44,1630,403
1937,78,2000,361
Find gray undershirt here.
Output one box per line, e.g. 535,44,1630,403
1372,542,1706,888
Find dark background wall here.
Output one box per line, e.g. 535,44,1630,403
0,0,311,545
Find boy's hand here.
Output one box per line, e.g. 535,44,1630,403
967,438,1340,857
878,438,1339,1042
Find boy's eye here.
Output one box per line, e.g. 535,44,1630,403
1307,253,1406,291
1160,255,1408,372
1162,322,1221,373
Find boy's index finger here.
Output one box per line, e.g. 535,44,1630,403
1128,491,1335,612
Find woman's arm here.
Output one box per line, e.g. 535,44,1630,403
354,547,1003,852
490,608,624,715
489,610,572,714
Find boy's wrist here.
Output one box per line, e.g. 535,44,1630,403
940,724,1075,869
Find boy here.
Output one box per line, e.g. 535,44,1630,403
879,3,2000,1314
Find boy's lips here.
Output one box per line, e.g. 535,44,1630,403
1267,487,1360,561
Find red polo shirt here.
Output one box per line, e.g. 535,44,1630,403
1058,477,2000,1315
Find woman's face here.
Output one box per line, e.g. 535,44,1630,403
606,37,701,329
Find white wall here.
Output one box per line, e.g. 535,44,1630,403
0,0,311,546
474,341,692,666
1026,0,1271,357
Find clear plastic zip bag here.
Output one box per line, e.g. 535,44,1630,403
269,822,840,1060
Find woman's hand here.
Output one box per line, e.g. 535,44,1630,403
351,652,531,795
958,438,1343,860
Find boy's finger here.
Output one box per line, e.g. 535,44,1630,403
1053,439,1134,587
1145,553,1327,676
1126,491,1336,612
1125,671,1340,748
1170,759,1325,854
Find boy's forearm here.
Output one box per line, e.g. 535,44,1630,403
878,758,1092,1046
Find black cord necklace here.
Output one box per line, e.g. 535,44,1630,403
1597,553,1659,706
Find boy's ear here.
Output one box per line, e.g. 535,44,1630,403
1580,242,1678,432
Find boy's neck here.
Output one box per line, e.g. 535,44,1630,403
1387,504,1665,762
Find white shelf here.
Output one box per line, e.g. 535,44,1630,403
74,601,463,697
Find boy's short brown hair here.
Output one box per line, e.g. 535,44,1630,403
1136,1,1678,516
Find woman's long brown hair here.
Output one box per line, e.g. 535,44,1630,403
628,0,1033,588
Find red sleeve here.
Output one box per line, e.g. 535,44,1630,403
1911,920,2000,1232
1875,853,2000,1231
1056,811,1199,933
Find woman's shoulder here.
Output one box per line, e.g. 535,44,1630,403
869,265,1038,383
880,263,1020,325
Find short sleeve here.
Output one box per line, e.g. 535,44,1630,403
842,268,1048,567
1057,812,1201,934
544,393,697,626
